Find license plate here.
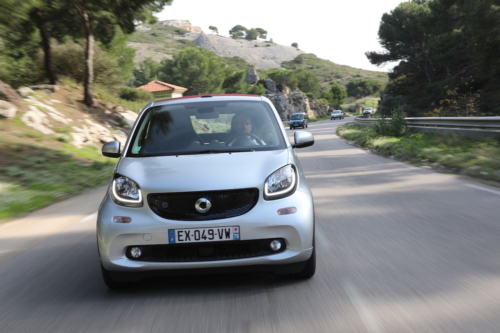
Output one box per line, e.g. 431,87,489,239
168,226,240,244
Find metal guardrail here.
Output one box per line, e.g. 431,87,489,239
354,116,500,139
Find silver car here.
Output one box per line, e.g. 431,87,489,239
97,95,316,288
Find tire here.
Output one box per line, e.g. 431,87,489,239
101,263,128,289
292,247,316,279
290,126,294,130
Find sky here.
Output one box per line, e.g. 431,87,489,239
157,0,405,72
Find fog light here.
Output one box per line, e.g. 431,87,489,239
270,240,282,252
130,247,142,258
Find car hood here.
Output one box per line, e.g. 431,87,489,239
116,149,290,193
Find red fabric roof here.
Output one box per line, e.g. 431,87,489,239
137,81,187,93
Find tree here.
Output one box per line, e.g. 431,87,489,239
346,78,384,98
158,47,226,95
267,69,298,89
255,28,267,39
321,83,347,107
0,0,59,84
58,0,173,106
131,57,160,87
365,1,434,83
229,25,247,39
245,28,258,41
209,25,218,34
222,70,247,93
291,42,298,49
294,68,320,97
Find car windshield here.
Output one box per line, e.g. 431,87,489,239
127,100,287,156
291,114,304,120
332,111,341,114
364,108,373,110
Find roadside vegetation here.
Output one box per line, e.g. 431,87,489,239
0,132,115,222
337,115,500,184
368,0,500,116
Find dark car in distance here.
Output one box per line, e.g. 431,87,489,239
289,113,308,129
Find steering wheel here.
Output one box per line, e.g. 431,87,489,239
226,132,263,147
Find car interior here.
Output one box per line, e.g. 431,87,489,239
129,101,285,156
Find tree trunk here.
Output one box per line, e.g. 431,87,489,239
31,9,58,85
81,9,94,107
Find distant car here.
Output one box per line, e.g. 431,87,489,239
289,113,308,129
363,108,374,115
330,110,344,120
97,94,316,288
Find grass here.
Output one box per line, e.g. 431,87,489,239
0,141,116,222
337,122,500,183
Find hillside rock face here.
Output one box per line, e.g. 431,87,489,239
265,80,330,120
159,20,203,33
193,34,304,70
244,69,259,85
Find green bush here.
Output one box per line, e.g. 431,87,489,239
45,41,123,89
118,86,153,101
373,106,407,137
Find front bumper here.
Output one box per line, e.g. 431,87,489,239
97,188,314,273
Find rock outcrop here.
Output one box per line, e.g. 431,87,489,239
0,80,21,102
16,91,135,149
0,100,17,118
265,79,330,120
158,20,203,33
244,69,259,85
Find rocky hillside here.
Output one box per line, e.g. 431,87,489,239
192,34,303,70
0,81,138,155
127,20,388,87
128,20,303,69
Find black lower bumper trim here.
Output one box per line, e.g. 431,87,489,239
109,261,308,282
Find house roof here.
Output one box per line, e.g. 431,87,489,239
137,81,187,93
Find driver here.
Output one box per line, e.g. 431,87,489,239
227,113,265,146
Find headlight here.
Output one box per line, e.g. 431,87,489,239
264,165,297,200
111,175,143,207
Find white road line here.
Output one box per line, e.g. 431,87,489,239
343,280,385,333
465,184,500,196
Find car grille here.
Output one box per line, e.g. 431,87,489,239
147,188,259,221
125,238,286,262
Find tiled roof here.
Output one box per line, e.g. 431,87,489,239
137,81,187,93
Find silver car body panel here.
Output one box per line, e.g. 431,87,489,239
97,95,314,273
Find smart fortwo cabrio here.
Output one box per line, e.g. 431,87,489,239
97,94,316,288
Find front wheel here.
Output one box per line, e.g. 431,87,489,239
292,248,316,279
101,264,128,289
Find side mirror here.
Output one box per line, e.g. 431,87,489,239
102,141,121,158
292,131,314,148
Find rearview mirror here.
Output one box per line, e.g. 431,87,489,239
196,107,219,119
292,131,314,148
102,141,121,158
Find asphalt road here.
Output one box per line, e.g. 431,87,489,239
1,117,500,333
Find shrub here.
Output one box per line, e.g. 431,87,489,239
373,106,407,137
45,41,123,89
118,86,153,101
